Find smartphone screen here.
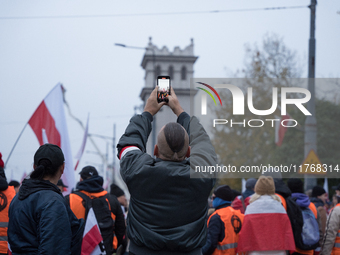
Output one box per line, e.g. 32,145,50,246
157,76,171,103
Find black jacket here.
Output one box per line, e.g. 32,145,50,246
274,178,291,199
8,178,84,255
66,176,126,252
202,204,230,255
117,112,216,254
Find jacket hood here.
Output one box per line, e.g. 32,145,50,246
76,175,104,193
310,197,325,207
274,179,291,198
213,197,231,209
291,193,310,207
242,189,254,199
18,178,62,200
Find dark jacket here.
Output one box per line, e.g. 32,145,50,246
117,112,216,254
8,178,84,255
202,204,229,255
274,178,291,198
311,197,325,208
66,176,126,253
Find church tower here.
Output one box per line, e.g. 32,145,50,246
140,38,198,153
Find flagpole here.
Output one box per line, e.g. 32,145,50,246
4,122,28,168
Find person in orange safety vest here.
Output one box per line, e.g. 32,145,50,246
66,166,126,254
0,153,16,255
202,185,244,255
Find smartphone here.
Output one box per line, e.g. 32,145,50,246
157,76,171,103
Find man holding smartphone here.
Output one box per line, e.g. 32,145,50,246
117,87,217,255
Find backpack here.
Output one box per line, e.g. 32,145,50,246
74,191,115,254
286,196,319,250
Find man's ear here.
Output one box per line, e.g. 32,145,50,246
185,146,191,158
154,144,159,157
61,162,65,175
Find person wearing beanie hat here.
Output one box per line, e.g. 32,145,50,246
311,186,327,207
66,166,127,254
232,178,257,214
8,180,20,194
309,185,328,249
262,167,292,211
237,176,295,254
287,179,320,255
110,183,128,219
202,185,244,255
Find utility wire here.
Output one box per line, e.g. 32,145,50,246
0,6,307,20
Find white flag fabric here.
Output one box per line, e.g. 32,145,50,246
241,178,246,193
324,177,329,195
28,83,75,194
75,114,89,170
81,208,106,255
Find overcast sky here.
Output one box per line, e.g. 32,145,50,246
0,0,339,183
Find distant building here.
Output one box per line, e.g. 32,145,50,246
140,37,198,154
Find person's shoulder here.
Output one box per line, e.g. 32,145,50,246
34,190,66,207
331,205,340,214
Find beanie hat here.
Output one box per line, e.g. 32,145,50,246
246,178,257,190
287,178,304,194
214,185,234,202
255,176,275,195
312,186,326,197
0,153,4,168
8,180,20,188
110,183,125,197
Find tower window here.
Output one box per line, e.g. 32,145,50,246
168,66,174,78
181,66,187,80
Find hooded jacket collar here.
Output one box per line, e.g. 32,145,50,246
18,178,62,200
75,175,104,193
291,192,311,207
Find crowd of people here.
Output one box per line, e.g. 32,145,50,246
0,87,339,255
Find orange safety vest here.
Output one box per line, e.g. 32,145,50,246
295,202,318,255
0,186,16,253
276,193,287,210
331,203,340,255
207,206,244,255
69,190,118,250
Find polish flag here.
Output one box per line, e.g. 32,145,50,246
28,83,75,194
275,115,291,146
81,208,105,255
237,196,295,253
74,114,89,170
20,171,27,183
7,243,12,255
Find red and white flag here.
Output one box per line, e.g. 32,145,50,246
275,115,291,146
28,83,75,194
74,114,89,170
81,208,105,255
20,171,27,184
237,196,295,253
